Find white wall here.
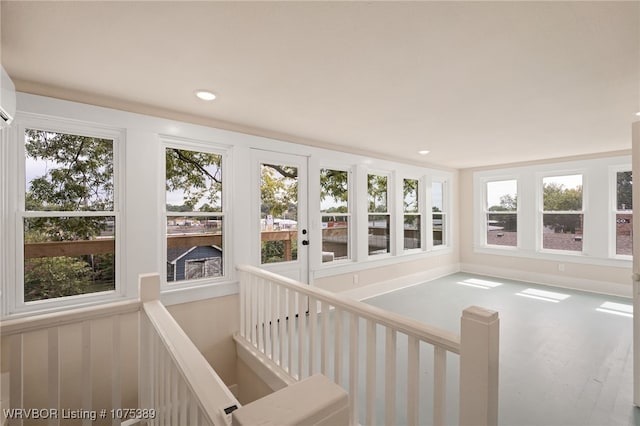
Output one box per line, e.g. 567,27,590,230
459,153,633,297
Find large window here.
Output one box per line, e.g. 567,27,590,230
542,174,583,252
368,173,390,255
403,178,421,250
485,180,517,247
320,168,350,263
615,170,632,256
165,146,224,283
432,180,446,247
22,128,117,302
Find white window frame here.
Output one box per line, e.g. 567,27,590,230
318,166,354,266
610,165,633,259
161,136,230,289
538,171,586,255
401,176,424,253
366,170,393,258
483,178,519,250
7,114,125,316
430,177,449,250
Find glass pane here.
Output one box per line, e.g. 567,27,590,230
486,213,517,247
320,169,348,213
404,179,419,213
616,213,632,255
617,171,632,210
487,180,517,211
433,213,444,246
166,148,222,212
24,216,115,302
167,216,223,282
368,214,390,255
404,215,421,250
322,215,349,262
543,213,583,251
543,175,582,211
261,163,298,264
432,181,444,213
368,174,388,213
25,129,114,212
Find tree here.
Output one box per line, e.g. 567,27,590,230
617,171,632,210
543,182,583,233
488,194,517,212
368,175,388,212
165,148,222,211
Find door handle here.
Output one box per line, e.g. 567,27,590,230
302,240,309,246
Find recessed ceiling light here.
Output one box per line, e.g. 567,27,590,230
418,150,430,155
195,90,217,101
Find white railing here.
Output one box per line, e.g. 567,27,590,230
138,273,240,426
0,274,239,426
236,264,499,426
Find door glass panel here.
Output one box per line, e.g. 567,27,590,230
260,163,298,264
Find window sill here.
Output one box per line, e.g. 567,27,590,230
473,245,632,268
161,280,239,306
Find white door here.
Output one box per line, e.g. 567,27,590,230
251,149,309,283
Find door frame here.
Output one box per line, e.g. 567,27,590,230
250,148,309,284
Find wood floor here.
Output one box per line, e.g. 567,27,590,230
364,272,639,426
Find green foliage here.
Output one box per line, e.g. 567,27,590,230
543,183,582,211
617,171,632,210
488,194,517,212
261,165,298,218
320,169,348,204
403,179,419,212
166,148,222,211
24,257,94,302
368,174,388,212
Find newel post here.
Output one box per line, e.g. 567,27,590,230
459,306,499,426
139,273,161,302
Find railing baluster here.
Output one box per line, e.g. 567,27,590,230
297,291,306,379
81,321,93,426
178,377,187,425
240,270,246,339
334,308,343,386
278,284,286,369
308,297,317,377
9,334,23,426
47,327,60,426
171,365,179,425
268,279,276,361
288,288,295,376
385,328,397,426
366,320,376,426
349,313,359,426
257,278,265,353
407,336,419,426
321,301,329,376
111,316,121,426
433,346,447,426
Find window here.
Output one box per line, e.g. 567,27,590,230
22,128,117,302
165,146,224,283
542,174,583,252
432,180,446,247
485,180,517,247
320,168,350,263
615,170,632,256
403,178,421,250
368,174,390,255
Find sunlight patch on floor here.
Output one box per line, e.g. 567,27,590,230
456,278,503,289
596,301,633,318
515,288,571,303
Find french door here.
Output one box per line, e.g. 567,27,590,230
251,149,309,284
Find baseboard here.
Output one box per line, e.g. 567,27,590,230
341,263,461,301
460,263,632,298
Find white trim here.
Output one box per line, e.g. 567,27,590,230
460,262,632,298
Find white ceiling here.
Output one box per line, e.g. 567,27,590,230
2,1,638,169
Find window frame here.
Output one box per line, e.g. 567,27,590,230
430,177,449,250
318,166,353,266
610,165,633,259
366,170,393,258
483,178,519,249
9,115,125,315
538,171,585,255
402,176,423,252
161,136,230,289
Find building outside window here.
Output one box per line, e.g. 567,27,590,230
165,146,225,283
542,174,583,252
615,170,632,256
485,179,517,247
320,168,350,263
368,173,390,255
22,128,117,302
403,178,421,250
432,180,446,247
